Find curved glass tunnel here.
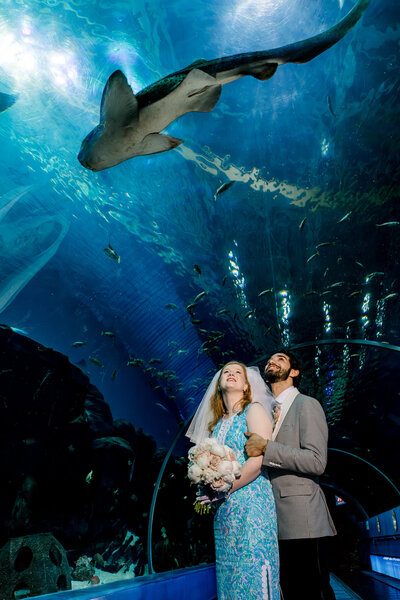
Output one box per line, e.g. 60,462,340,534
0,0,399,597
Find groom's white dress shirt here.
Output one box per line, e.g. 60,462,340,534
271,386,299,441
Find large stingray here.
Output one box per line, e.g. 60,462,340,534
78,0,369,172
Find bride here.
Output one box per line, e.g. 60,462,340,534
187,361,280,600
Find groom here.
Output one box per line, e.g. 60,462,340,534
245,350,336,600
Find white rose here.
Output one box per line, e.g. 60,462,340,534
218,460,234,476
202,438,213,451
231,461,242,477
196,452,210,469
210,439,226,457
218,480,232,493
187,464,202,483
202,467,216,484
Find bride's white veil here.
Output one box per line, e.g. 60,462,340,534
185,365,274,444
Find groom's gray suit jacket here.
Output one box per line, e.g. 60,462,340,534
263,392,337,540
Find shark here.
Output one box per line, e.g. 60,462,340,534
78,0,369,172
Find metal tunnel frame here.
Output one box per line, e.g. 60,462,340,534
147,338,400,573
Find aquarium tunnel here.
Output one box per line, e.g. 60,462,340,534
0,0,399,598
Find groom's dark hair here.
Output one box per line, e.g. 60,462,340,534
277,348,302,388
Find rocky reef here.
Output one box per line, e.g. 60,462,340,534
0,324,214,587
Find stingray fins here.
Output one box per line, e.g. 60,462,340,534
172,68,222,113
100,70,139,127
136,133,183,156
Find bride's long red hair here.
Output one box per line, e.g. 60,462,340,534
208,361,252,434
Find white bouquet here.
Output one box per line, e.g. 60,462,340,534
187,437,242,513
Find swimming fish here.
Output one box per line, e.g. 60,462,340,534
78,0,370,171
193,291,208,303
382,293,398,301
327,281,344,288
89,357,104,368
299,217,307,232
306,252,319,263
104,243,120,262
316,242,335,249
214,181,235,201
216,308,230,315
336,211,352,223
348,290,362,297
327,95,337,117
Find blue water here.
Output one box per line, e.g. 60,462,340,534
0,0,398,591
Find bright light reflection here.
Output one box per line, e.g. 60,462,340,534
228,248,251,313
279,290,291,346
233,0,285,20
323,301,332,333
375,299,384,338
0,24,80,91
321,138,329,156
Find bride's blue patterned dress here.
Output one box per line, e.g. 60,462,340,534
212,407,280,599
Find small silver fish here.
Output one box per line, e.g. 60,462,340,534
299,217,307,231
382,293,398,301
327,282,344,288
104,243,120,262
89,357,104,368
376,221,400,227
306,252,319,263
258,288,273,297
193,291,208,303
127,358,144,366
348,290,362,297
336,211,352,224
316,242,335,249
214,180,235,200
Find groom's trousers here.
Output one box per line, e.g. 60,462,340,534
279,537,336,600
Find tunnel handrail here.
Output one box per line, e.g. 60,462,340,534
328,448,400,498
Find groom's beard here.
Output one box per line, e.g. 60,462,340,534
264,365,291,383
